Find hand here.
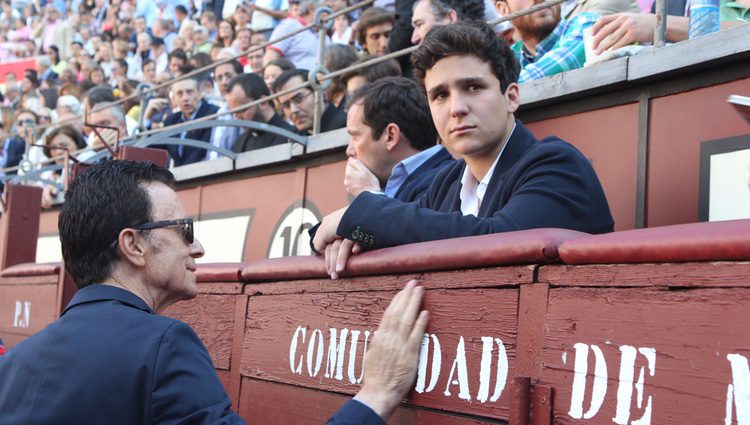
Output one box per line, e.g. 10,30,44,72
312,206,348,253
354,280,430,421
145,98,169,119
344,158,381,198
41,184,58,209
591,13,656,55
89,127,119,151
324,238,362,280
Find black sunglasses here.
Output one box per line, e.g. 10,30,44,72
132,218,194,244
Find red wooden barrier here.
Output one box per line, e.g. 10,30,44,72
0,263,60,349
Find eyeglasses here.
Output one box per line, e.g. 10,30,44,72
213,72,235,82
17,119,35,126
132,218,194,244
280,90,312,110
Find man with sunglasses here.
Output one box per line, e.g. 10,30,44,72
0,160,431,425
272,69,347,135
1,110,37,180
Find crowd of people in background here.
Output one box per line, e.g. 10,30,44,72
0,0,746,206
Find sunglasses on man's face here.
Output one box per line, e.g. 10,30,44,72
132,218,194,244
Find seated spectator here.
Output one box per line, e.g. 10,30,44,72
47,45,67,75
216,19,236,48
264,0,326,70
192,25,213,55
344,77,454,202
200,10,219,39
357,7,395,56
88,67,106,86
40,125,91,209
84,102,128,152
312,22,614,279
410,0,485,45
496,0,597,82
247,0,290,39
341,55,402,101
262,57,295,92
161,71,219,166
272,68,347,135
207,59,244,160
332,12,353,45
1,109,36,175
141,59,157,84
150,37,168,74
324,44,358,108
82,85,139,137
227,73,296,152
168,48,188,77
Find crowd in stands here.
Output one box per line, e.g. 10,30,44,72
0,0,746,207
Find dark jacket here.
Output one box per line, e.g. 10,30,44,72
2,137,26,172
394,146,455,203
298,102,346,135
231,113,296,153
335,121,614,250
161,100,220,167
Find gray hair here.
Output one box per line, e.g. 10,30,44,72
298,0,324,16
57,95,82,115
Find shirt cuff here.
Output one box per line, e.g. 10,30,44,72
327,399,386,425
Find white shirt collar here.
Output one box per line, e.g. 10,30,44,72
459,122,516,216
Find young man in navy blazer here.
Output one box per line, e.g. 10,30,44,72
0,160,429,425
344,77,454,203
313,21,614,279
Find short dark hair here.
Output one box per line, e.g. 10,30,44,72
151,37,165,47
271,68,309,93
227,73,272,107
168,48,188,64
116,58,128,73
341,55,402,87
83,85,117,109
44,125,86,158
59,160,176,289
349,77,437,151
416,0,484,21
411,21,519,93
357,7,395,46
218,59,244,76
175,4,188,14
142,58,155,71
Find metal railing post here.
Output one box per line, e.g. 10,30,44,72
312,6,334,135
654,0,669,47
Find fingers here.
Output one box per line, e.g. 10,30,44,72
399,284,424,337
334,239,356,276
591,13,616,36
408,310,431,349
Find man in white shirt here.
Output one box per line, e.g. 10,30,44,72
311,21,614,279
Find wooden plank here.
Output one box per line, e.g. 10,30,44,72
242,288,519,420
234,144,293,170
0,284,58,338
163,294,237,370
238,378,505,424
538,262,750,287
195,282,243,295
0,275,60,285
172,157,234,181
539,287,750,424
516,283,550,378
520,57,629,107
243,267,533,296
229,295,249,410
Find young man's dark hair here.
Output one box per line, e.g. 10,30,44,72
226,73,272,107
356,7,395,46
175,4,188,15
411,21,520,93
83,84,117,109
116,58,128,74
349,77,436,151
150,37,165,48
422,0,484,22
168,48,188,64
220,59,244,76
59,160,175,288
271,68,309,93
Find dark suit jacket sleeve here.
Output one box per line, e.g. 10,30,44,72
327,400,386,425
151,321,245,425
336,141,610,250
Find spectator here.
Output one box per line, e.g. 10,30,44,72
208,59,244,160
0,0,20,22
110,59,129,88
131,32,152,78
357,7,395,56
36,55,60,88
84,101,128,152
324,44,358,108
0,158,429,425
190,52,213,70
150,37,168,73
47,45,67,75
88,66,106,85
32,4,62,53
264,0,327,70
20,69,40,99
262,57,295,92
174,4,189,31
272,68,347,135
312,22,614,278
161,71,220,166
142,59,157,84
332,13,353,45
227,73,296,152
343,76,454,202
234,27,252,67
83,85,139,137
341,56,402,100
40,125,91,209
247,44,265,74
168,48,188,77
216,19,236,48
200,10,219,39
410,0,485,45
248,0,289,39
192,25,213,55
1,109,36,175
56,95,82,117
496,0,597,82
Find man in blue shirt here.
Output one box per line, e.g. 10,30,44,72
0,160,429,424
344,77,454,203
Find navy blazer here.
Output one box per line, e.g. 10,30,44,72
162,100,220,167
0,285,244,424
336,121,614,250
0,285,384,424
2,137,26,170
394,146,455,203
